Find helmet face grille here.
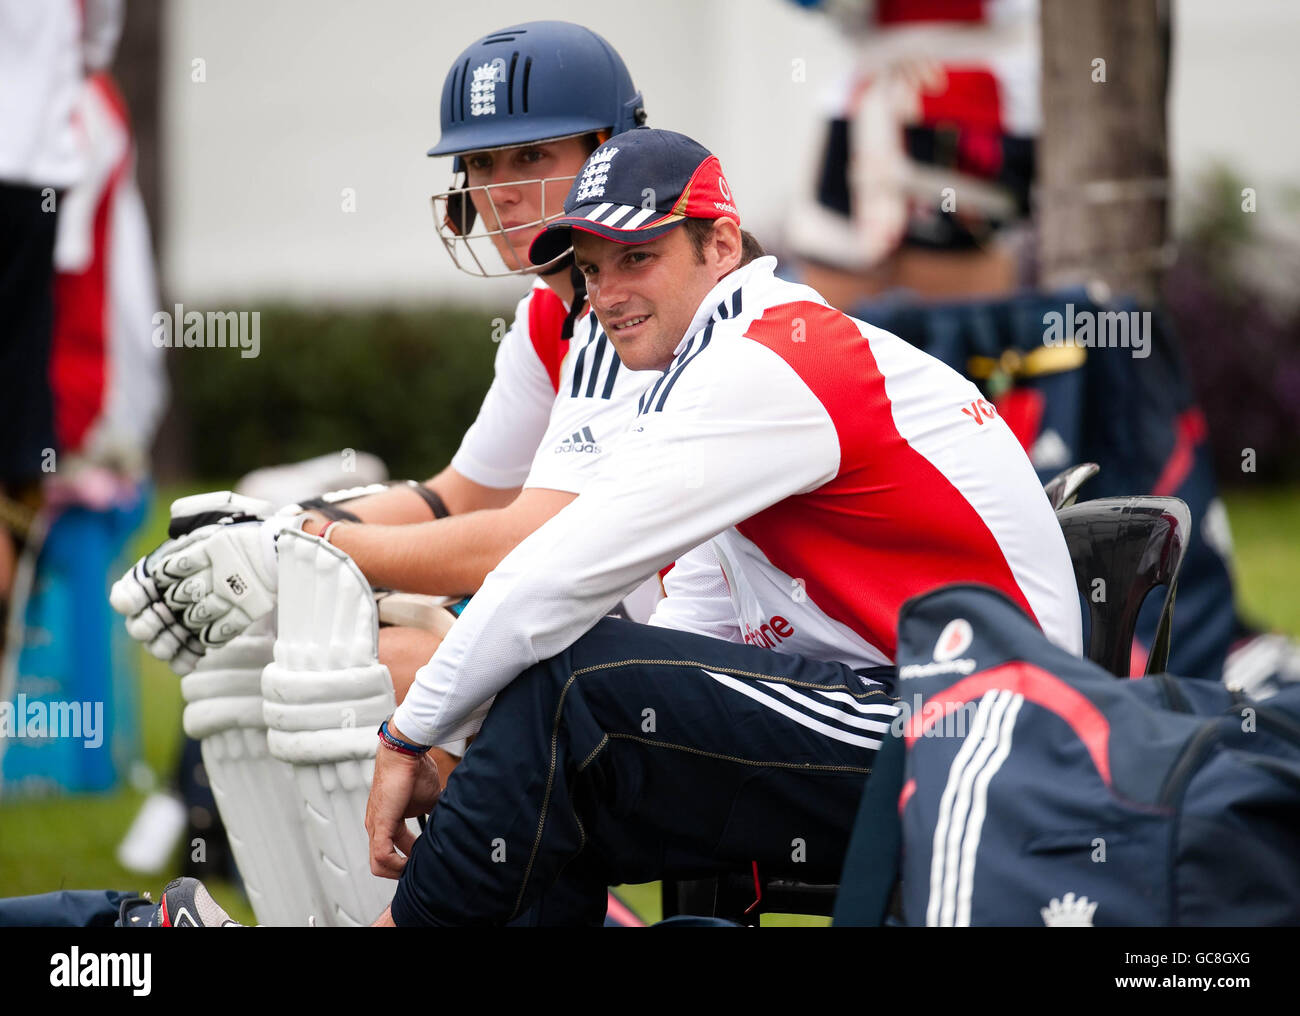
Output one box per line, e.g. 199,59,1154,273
430,174,576,278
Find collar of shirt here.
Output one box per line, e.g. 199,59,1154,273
669,255,779,359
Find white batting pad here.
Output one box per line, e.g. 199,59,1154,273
180,618,328,927
263,530,404,927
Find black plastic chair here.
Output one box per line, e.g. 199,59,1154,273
1055,495,1190,677
1042,462,1099,510
660,491,1192,923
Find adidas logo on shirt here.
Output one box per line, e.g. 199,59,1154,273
555,427,600,454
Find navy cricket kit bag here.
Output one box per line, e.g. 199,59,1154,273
833,583,1300,926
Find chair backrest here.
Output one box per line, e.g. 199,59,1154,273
1042,462,1099,510
1055,496,1191,677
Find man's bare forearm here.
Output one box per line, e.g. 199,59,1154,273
320,487,576,596
302,466,520,528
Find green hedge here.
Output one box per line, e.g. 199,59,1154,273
173,304,508,480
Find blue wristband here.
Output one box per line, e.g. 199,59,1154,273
378,718,431,756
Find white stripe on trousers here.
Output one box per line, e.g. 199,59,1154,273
705,670,885,749
812,687,899,714
760,681,896,733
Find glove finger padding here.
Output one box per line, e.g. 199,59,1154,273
131,601,206,673
110,557,161,617
152,522,277,649
179,592,236,629
125,601,171,642
195,604,260,648
159,568,213,605
159,570,243,628
153,542,213,586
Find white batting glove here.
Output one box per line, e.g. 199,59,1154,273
110,491,279,674
151,515,301,647
111,541,207,674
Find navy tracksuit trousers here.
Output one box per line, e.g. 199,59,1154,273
390,618,897,926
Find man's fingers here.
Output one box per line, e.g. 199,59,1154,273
393,820,418,859
370,837,409,880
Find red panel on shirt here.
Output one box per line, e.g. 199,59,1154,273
526,286,572,394
737,301,1039,660
50,76,132,454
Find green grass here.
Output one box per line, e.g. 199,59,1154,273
2,484,1296,927
1219,487,1300,636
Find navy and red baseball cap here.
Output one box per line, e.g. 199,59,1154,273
528,127,740,265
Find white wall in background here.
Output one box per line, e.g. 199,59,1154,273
161,0,1297,306
161,0,849,306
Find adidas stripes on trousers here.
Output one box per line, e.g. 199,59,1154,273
389,617,897,926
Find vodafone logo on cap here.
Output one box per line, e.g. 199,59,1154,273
934,619,974,662
681,155,739,221
710,172,738,219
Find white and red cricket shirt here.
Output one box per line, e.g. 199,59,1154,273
395,256,1082,745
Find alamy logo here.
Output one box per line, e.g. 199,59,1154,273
50,948,151,996
1041,892,1098,927
1043,303,1151,359
575,146,619,202
470,59,506,116
0,694,104,748
151,303,260,358
556,427,600,454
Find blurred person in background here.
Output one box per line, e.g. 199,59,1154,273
0,0,164,798
0,0,121,659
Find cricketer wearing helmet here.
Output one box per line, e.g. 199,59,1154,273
107,21,665,927
113,20,659,700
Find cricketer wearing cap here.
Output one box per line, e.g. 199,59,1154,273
367,128,1083,926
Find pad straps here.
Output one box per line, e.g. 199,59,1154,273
403,480,449,519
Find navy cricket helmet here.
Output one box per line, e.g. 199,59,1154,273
429,21,646,163
428,21,646,278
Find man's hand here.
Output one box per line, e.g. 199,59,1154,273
366,729,440,879
408,751,444,817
